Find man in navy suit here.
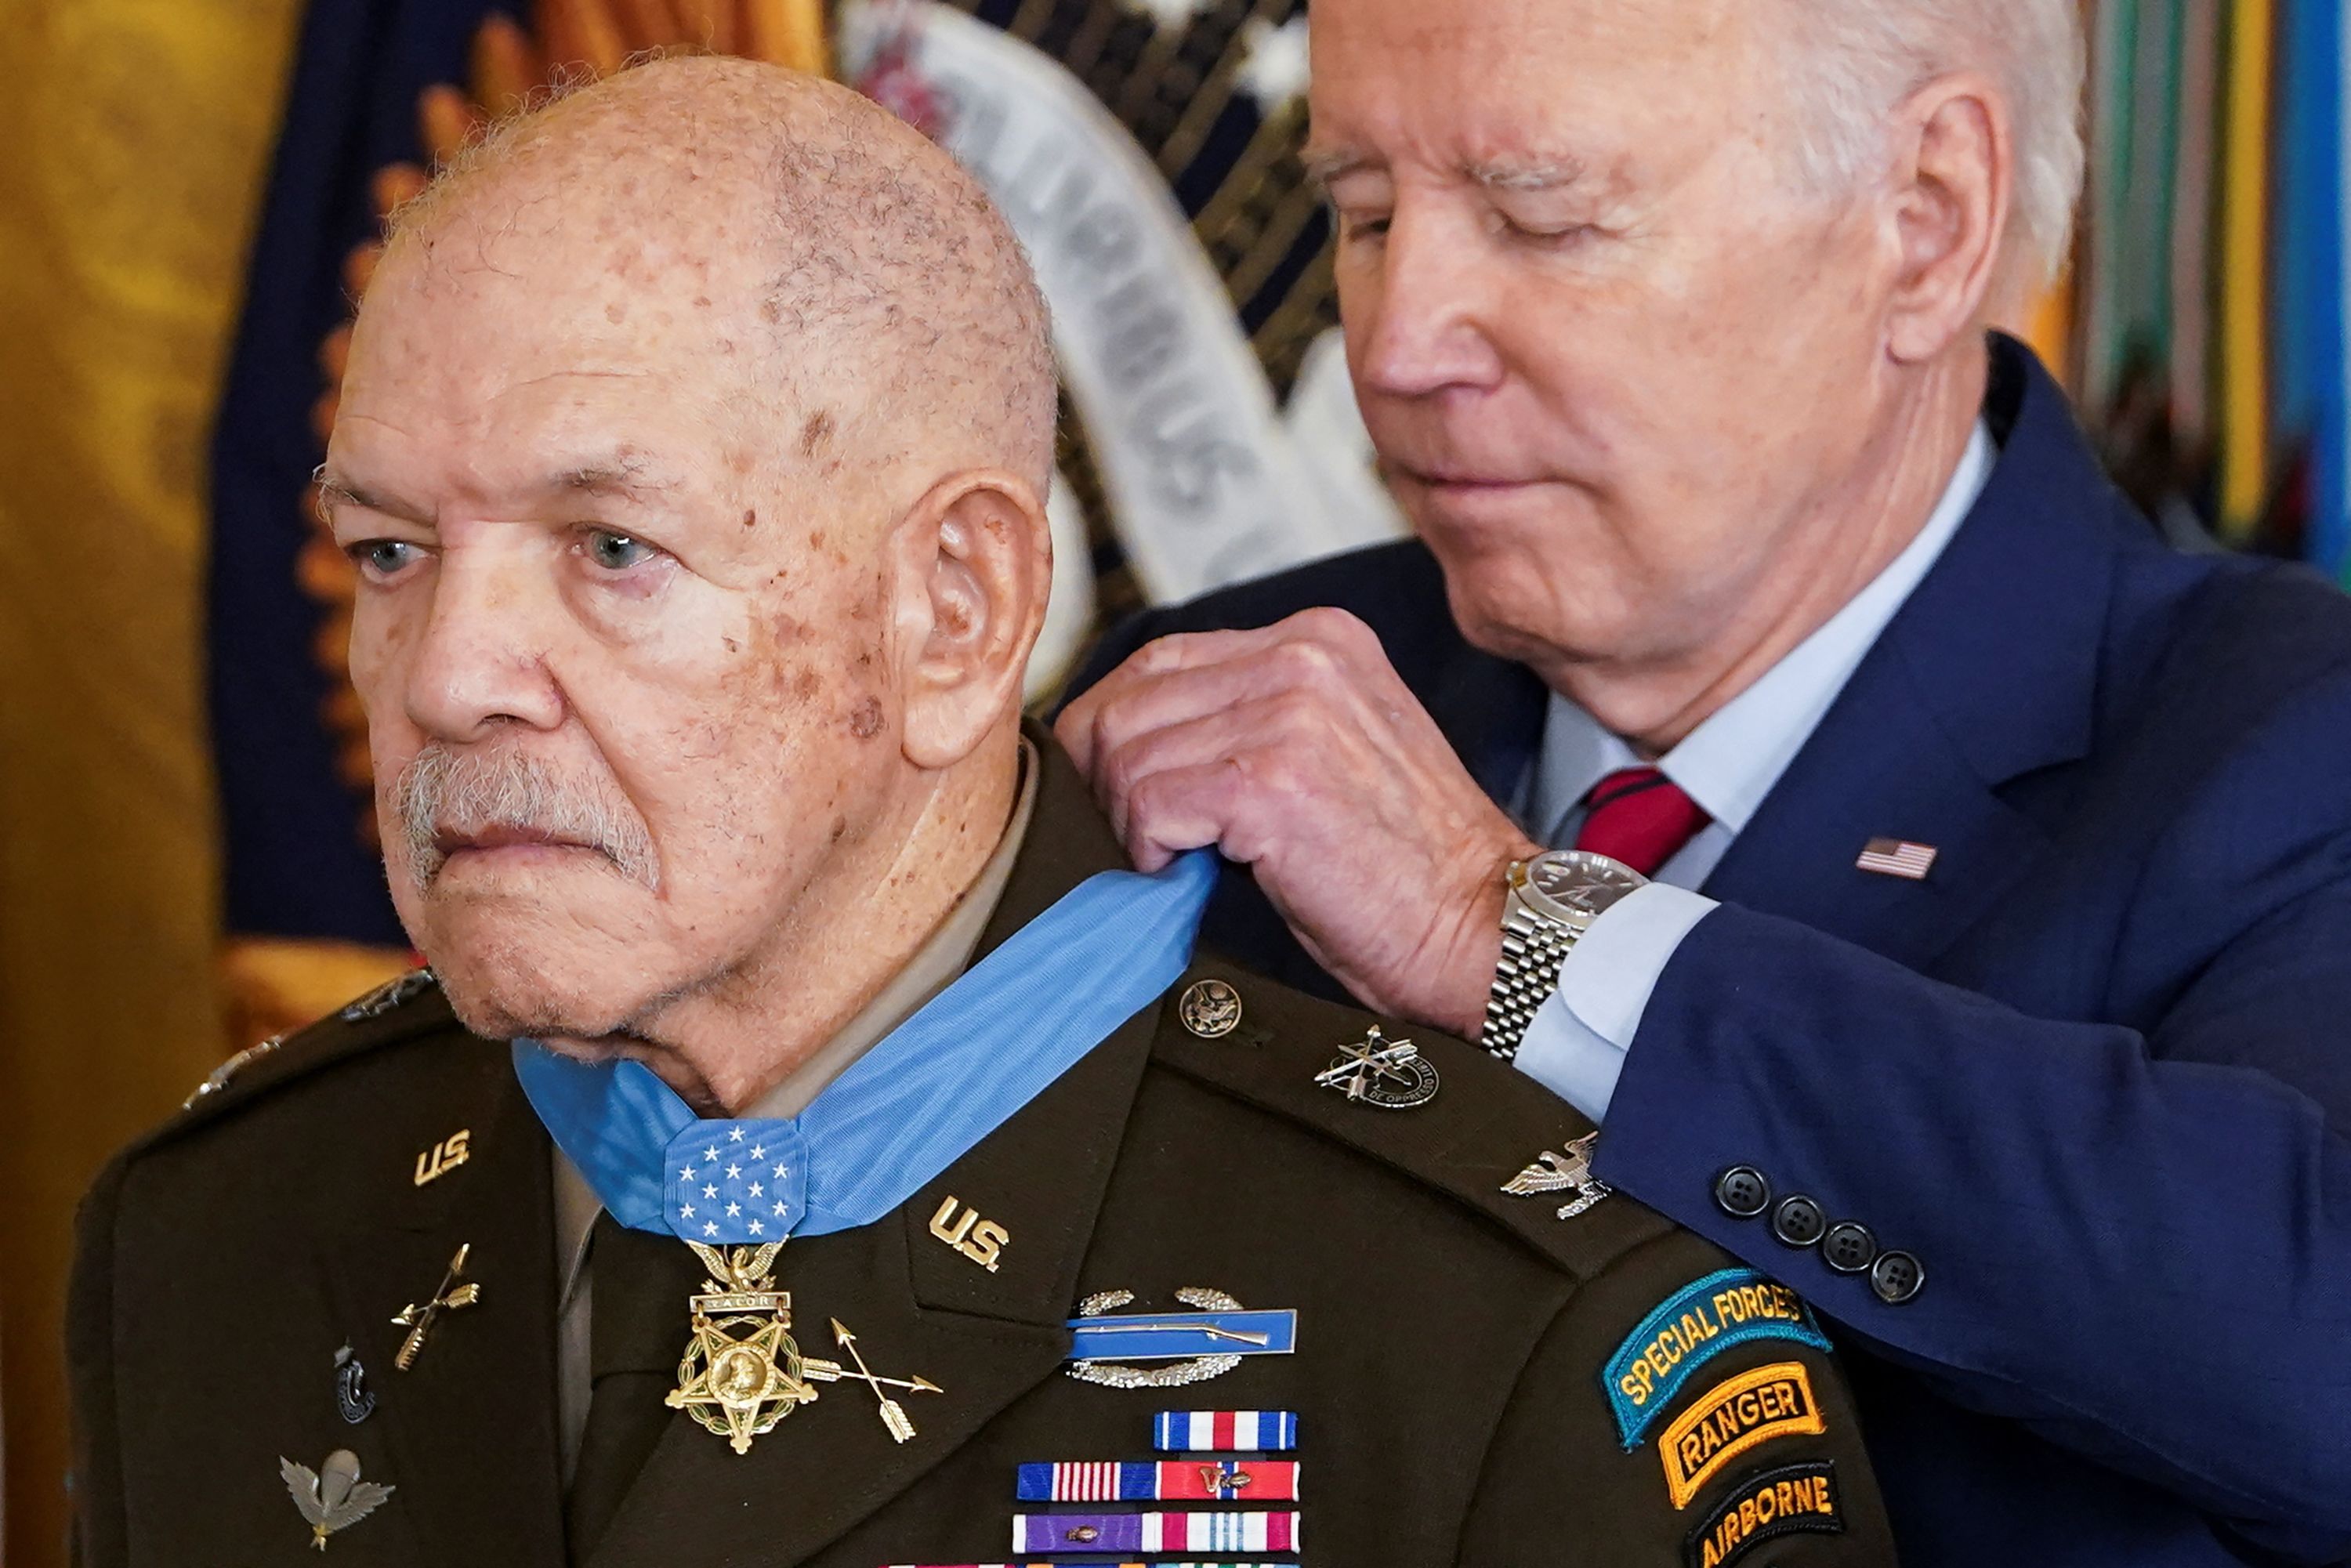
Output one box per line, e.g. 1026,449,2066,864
1056,0,2351,1561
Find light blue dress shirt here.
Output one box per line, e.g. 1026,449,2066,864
1513,423,1996,1120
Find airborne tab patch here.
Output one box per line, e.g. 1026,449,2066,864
1683,1460,1845,1567
1658,1363,1826,1509
1601,1268,1831,1447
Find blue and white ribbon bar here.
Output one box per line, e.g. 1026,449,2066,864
1011,1511,1300,1555
1016,1459,1301,1501
1065,1309,1296,1361
1153,1410,1299,1451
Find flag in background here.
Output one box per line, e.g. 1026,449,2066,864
2053,0,2349,582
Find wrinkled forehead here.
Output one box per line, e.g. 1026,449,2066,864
338,192,806,493
1306,0,1761,172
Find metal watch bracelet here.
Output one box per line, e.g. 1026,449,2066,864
1482,900,1578,1060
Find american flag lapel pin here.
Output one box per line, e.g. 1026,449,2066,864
1857,838,1938,880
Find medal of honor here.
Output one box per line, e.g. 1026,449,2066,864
665,1241,822,1454
514,853,1222,1458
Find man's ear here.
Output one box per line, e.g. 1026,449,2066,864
888,468,1052,770
1883,72,2012,364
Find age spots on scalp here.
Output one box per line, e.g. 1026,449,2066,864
742,508,758,528
799,410,835,457
849,697,884,739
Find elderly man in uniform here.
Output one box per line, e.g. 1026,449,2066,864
1060,0,2351,1563
70,56,1896,1568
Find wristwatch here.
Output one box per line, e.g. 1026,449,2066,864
1481,849,1649,1059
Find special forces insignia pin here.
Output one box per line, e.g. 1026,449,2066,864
1313,1025,1440,1110
1501,1131,1614,1219
281,1450,393,1552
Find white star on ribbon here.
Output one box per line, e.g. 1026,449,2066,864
729,1128,745,1143
749,1144,766,1161
725,1163,742,1179
678,1166,696,1182
726,1201,741,1217
703,1183,718,1199
703,1220,719,1237
1121,0,1212,32
773,1163,788,1179
1236,15,1310,116
748,1219,765,1235
680,1202,696,1219
704,1145,719,1163
772,1200,788,1217
748,1182,765,1197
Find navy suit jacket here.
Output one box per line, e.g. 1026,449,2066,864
1066,338,2351,1566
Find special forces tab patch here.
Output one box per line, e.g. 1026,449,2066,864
1603,1268,1831,1447
1685,1460,1846,1568
1658,1363,1826,1509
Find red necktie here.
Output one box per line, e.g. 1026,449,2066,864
1572,766,1710,877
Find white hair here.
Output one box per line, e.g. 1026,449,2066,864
1773,0,2087,288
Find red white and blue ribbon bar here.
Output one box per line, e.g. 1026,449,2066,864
1152,1410,1299,1452
1010,1510,1302,1554
1015,1460,1301,1502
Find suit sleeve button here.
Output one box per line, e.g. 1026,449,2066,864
1770,1195,1827,1247
1870,1250,1925,1303
1821,1221,1878,1274
1713,1166,1771,1219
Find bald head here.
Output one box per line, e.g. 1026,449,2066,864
382,55,1056,498
324,56,1062,1086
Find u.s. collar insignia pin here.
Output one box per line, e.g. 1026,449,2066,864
1314,1024,1439,1109
1502,1131,1613,1219
332,1344,376,1424
281,1450,393,1551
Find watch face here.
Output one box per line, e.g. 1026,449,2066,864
1522,851,1647,923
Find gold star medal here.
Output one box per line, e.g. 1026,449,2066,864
665,1241,822,1454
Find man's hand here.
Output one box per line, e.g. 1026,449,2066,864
1056,608,1544,1038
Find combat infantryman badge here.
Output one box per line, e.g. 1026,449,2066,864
1066,1287,1297,1389
280,1450,393,1551
1502,1132,1613,1219
1313,1025,1440,1110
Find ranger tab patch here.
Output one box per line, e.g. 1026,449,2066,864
1602,1268,1831,1447
1658,1363,1827,1509
1683,1460,1845,1567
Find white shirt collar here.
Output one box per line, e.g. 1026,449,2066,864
1525,422,1996,842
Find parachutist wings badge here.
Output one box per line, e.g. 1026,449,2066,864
1502,1132,1613,1220
281,1450,393,1551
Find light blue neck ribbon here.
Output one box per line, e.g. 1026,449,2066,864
513,849,1219,1246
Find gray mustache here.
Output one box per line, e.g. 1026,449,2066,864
390,745,657,890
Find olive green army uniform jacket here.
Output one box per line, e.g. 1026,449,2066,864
71,744,1896,1568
